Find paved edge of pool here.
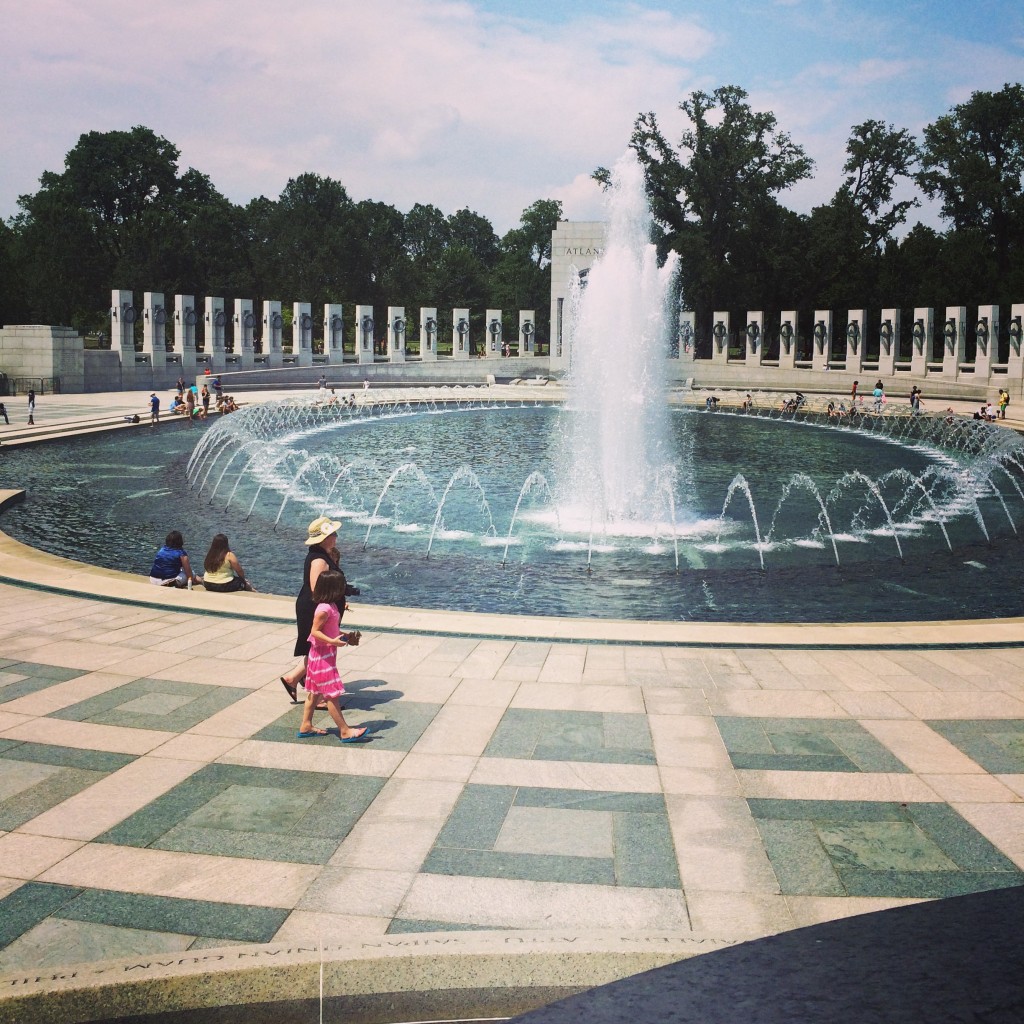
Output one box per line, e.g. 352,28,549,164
1,490,1022,649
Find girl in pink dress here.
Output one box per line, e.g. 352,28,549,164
297,571,368,742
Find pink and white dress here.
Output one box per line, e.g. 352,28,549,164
305,602,346,700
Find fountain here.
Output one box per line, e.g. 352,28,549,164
555,151,679,529
3,158,1024,624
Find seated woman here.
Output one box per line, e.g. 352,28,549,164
202,534,255,592
149,531,199,587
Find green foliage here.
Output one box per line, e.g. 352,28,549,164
6,86,1024,344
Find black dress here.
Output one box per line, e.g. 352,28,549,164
293,543,343,657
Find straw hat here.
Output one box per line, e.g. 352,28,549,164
304,516,342,546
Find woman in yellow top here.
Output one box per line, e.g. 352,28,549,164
202,534,255,592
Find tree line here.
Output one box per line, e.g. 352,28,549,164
600,82,1024,358
1,81,1022,358
0,127,561,349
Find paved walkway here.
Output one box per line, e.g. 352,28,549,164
0,389,1022,994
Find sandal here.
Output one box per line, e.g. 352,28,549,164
280,677,298,703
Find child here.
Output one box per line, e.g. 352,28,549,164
297,570,368,742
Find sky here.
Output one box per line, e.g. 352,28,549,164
3,0,1023,235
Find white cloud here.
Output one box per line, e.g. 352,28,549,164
2,0,1021,239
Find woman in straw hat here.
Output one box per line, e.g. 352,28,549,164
280,515,346,703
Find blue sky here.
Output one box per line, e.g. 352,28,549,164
3,0,1023,233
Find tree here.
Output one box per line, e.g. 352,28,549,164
492,199,563,342
601,86,813,352
916,83,1024,286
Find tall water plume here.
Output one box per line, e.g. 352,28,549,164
556,151,680,528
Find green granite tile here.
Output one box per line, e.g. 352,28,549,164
183,785,319,834
0,743,136,772
748,798,1024,899
720,717,909,773
422,847,617,885
0,759,60,802
927,720,1024,774
816,821,959,872
434,785,515,850
747,799,909,823
495,807,614,858
253,700,440,752
716,718,772,754
0,767,109,832
387,919,497,934
830,731,909,773
838,868,1024,900
0,883,83,950
5,662,84,682
730,753,859,772
485,709,652,765
152,826,339,865
767,731,844,756
97,777,226,847
0,676,70,705
57,891,288,943
514,789,665,814
96,764,385,864
612,811,680,889
430,785,678,891
290,776,387,841
50,678,245,733
908,803,1022,872
756,818,843,896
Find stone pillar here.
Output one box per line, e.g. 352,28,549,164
711,311,730,365
420,307,438,362
452,308,470,360
678,311,696,374
974,304,997,381
204,297,227,372
744,311,764,365
174,295,198,376
519,310,535,357
263,300,283,368
778,311,797,370
356,305,375,364
911,307,932,376
485,309,502,358
111,289,138,388
877,308,899,377
550,220,606,373
843,309,865,374
388,306,406,363
234,299,255,370
324,304,344,363
293,302,313,367
812,309,831,371
142,292,167,375
1008,304,1024,381
941,305,966,379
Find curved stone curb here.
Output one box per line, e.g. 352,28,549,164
0,930,735,1024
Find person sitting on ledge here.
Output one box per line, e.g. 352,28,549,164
149,530,199,588
705,395,719,411
202,533,255,592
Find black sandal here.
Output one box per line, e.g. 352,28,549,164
280,677,298,703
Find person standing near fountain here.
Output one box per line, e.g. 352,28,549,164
280,516,346,704
296,570,367,741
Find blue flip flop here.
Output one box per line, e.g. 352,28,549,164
339,729,369,743
297,728,339,738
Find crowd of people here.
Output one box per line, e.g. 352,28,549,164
148,377,239,424
148,515,369,743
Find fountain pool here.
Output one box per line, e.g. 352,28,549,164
2,395,1023,624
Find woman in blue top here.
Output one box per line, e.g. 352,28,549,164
149,530,199,587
